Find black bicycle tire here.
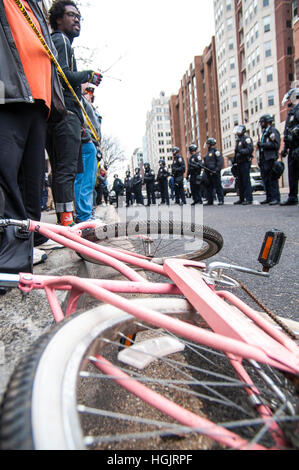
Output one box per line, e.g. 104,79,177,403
79,221,223,265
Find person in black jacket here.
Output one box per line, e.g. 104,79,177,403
232,125,253,205
171,147,186,205
280,88,299,206
257,114,281,205
187,144,203,205
203,138,224,206
112,174,124,208
47,0,102,226
132,168,144,206
0,0,66,274
157,159,170,206
143,163,156,206
124,171,134,207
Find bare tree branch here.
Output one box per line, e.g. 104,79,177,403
100,135,126,172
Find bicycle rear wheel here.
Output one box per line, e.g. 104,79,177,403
80,221,223,264
0,298,297,450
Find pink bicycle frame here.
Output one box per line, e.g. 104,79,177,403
15,220,299,449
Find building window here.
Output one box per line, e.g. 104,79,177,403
226,0,232,11
265,41,272,57
267,91,274,106
263,15,271,32
227,17,233,31
266,66,273,82
232,95,238,108
263,0,269,6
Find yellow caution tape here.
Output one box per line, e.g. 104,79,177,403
13,0,101,144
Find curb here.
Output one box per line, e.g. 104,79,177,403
36,204,122,311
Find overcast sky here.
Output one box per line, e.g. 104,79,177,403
76,0,215,159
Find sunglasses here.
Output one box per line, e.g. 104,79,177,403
65,11,82,22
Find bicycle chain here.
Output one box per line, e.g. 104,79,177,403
236,280,297,341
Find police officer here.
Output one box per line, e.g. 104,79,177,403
171,147,186,205
112,174,124,208
280,88,299,206
143,163,156,206
157,159,170,205
232,125,253,205
203,138,224,206
187,144,203,205
132,168,144,206
257,114,281,205
124,170,133,207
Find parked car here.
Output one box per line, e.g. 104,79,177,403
221,166,264,195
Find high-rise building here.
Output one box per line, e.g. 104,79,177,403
169,39,221,165
145,91,172,173
213,0,294,162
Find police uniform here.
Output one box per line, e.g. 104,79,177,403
258,126,281,204
124,172,133,207
233,134,253,204
203,148,224,205
157,162,170,205
172,154,186,205
281,103,299,205
143,165,156,206
187,152,203,204
132,170,144,205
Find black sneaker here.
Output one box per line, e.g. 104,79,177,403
280,200,297,206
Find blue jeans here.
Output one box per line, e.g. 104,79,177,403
74,142,97,222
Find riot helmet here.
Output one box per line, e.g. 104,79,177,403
172,146,180,155
188,144,198,153
233,125,246,136
259,114,273,129
271,161,285,180
281,88,299,107
206,138,217,148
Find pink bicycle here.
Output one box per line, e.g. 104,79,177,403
0,212,298,450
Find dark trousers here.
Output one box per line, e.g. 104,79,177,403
206,172,224,204
159,179,169,205
287,150,299,202
190,177,203,203
133,186,144,205
0,102,48,272
47,112,82,213
237,161,252,202
174,179,186,204
260,160,280,202
146,183,156,205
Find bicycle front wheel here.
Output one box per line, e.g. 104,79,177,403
80,220,223,265
0,298,297,450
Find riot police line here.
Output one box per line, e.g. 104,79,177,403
110,88,299,209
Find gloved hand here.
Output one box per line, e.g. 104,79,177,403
281,148,288,158
89,72,102,86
